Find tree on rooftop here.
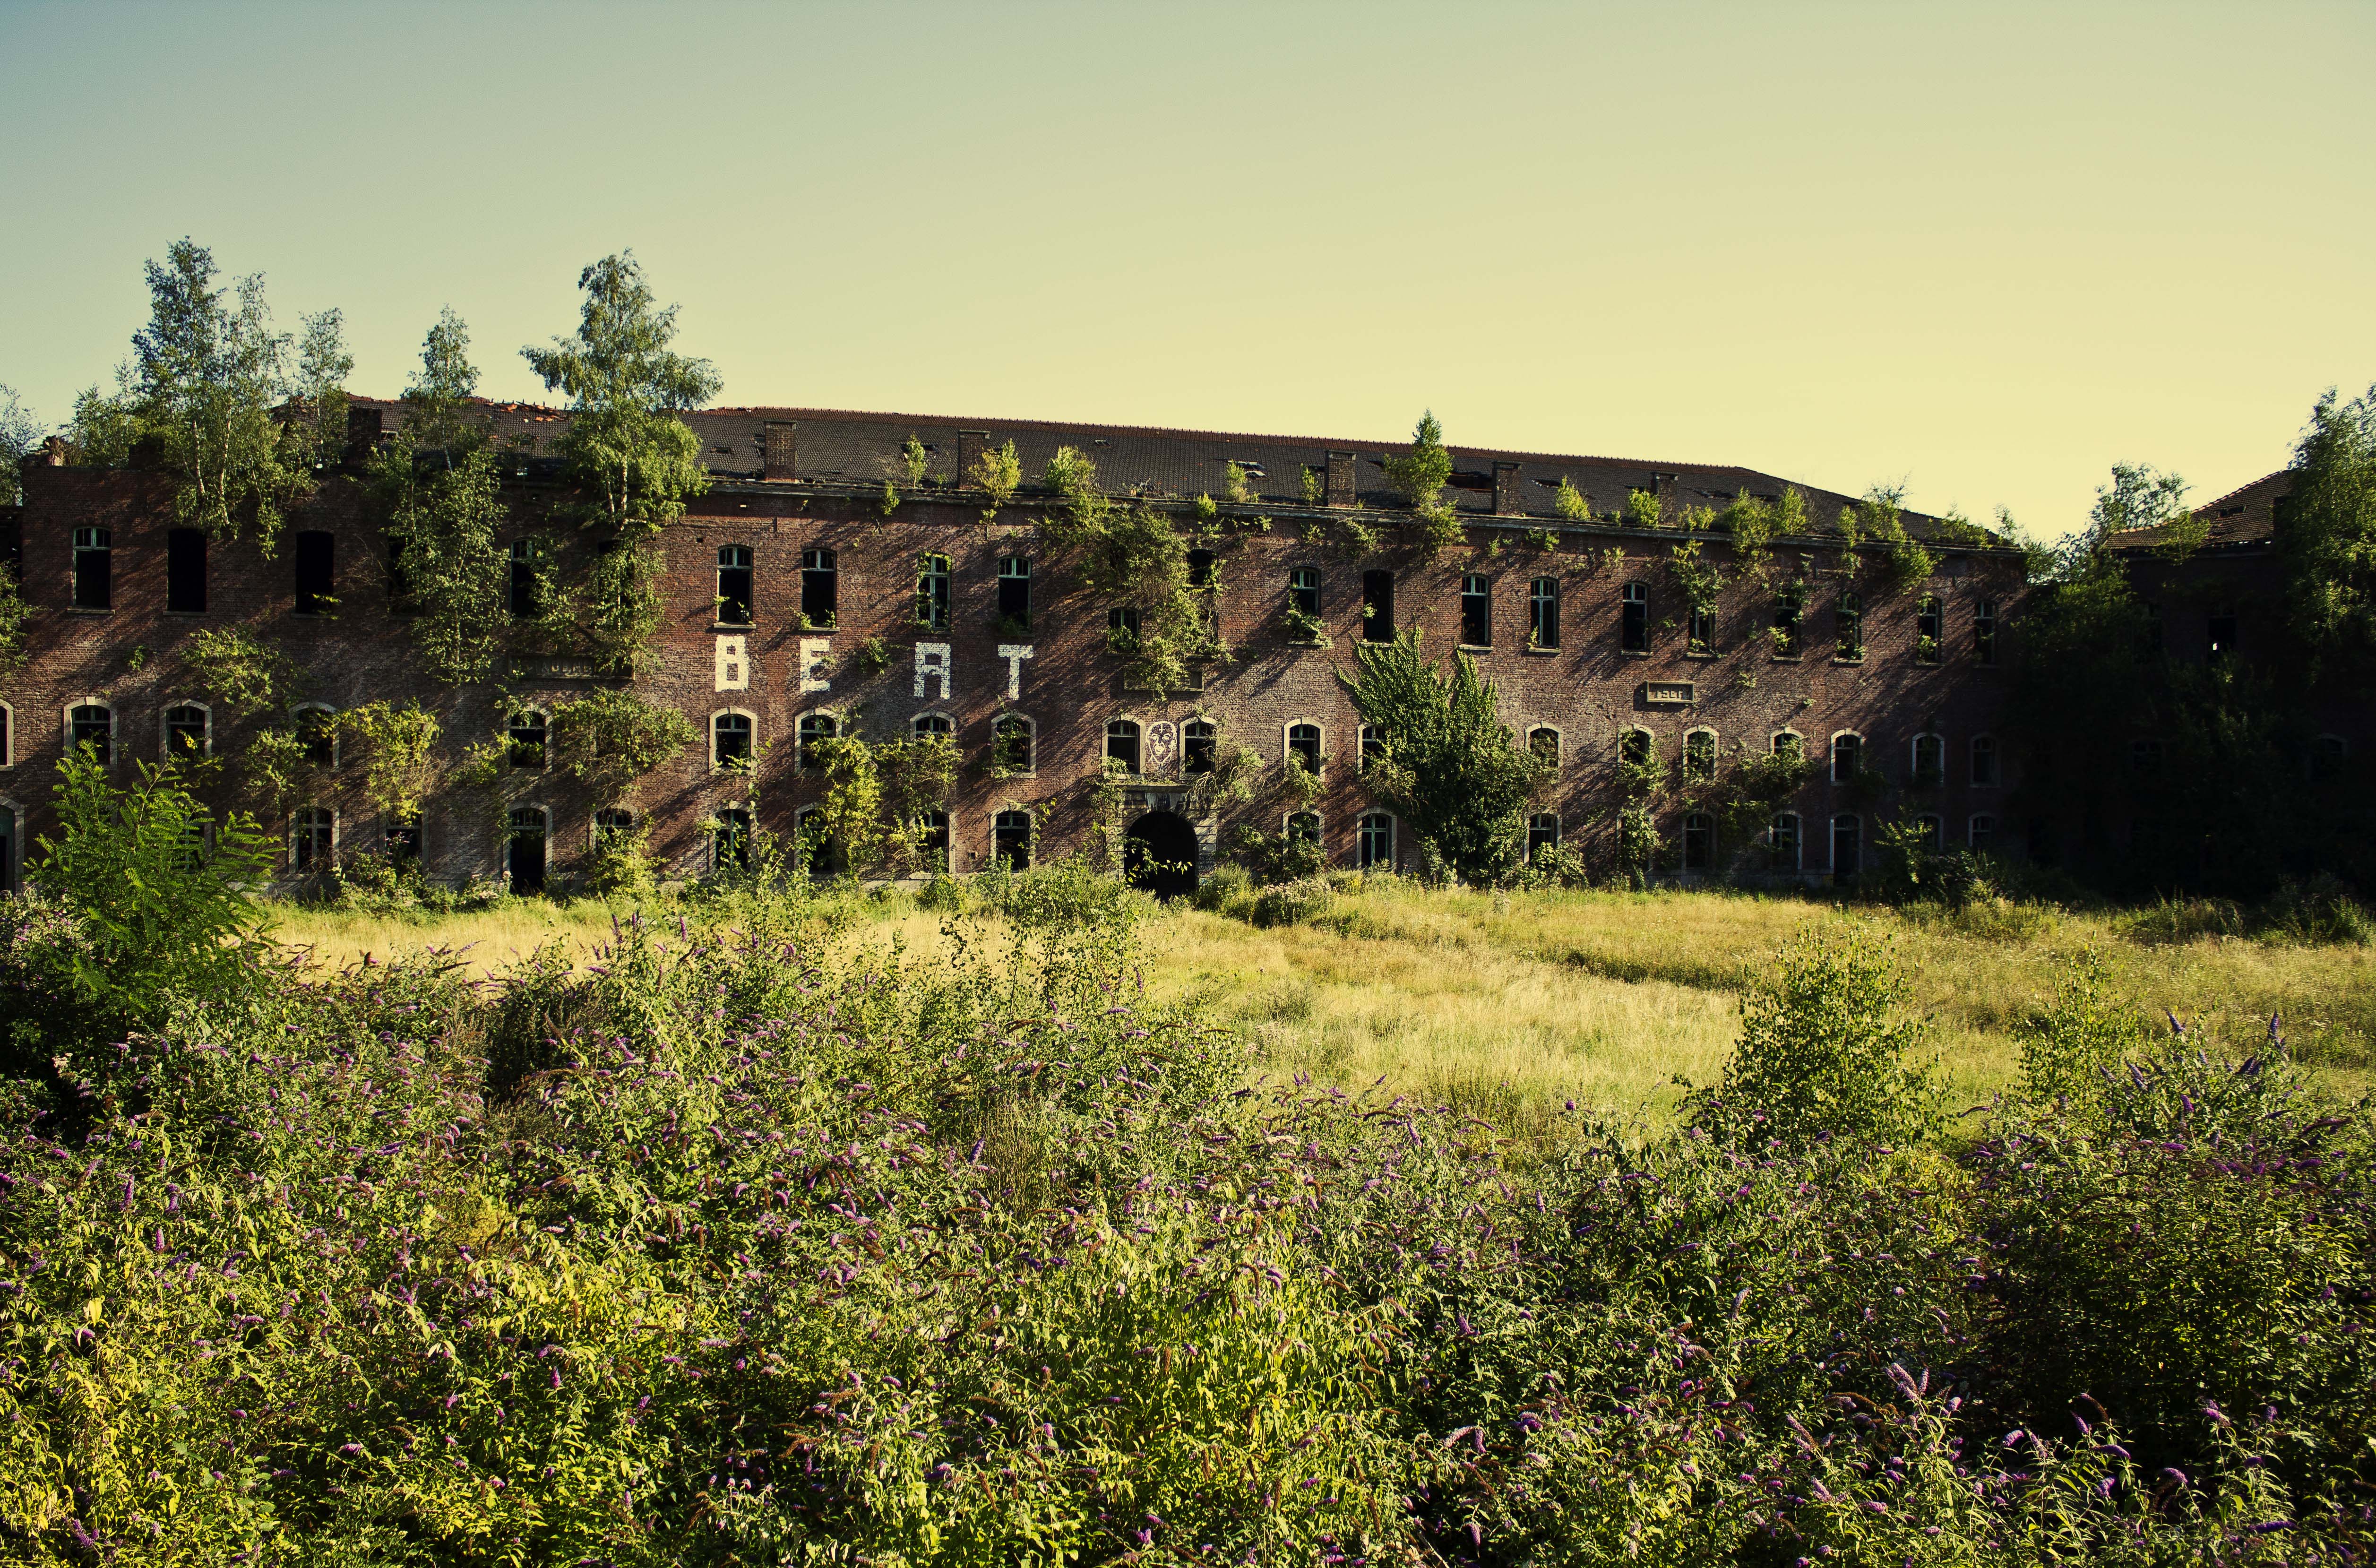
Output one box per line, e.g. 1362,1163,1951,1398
2280,383,2376,680
0,385,43,506
372,309,509,684
521,253,721,672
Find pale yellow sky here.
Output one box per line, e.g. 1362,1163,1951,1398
5,0,2370,536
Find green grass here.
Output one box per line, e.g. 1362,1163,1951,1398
276,881,2375,1128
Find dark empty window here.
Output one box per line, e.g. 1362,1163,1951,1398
1361,570,1394,643
1360,812,1395,870
916,553,951,630
72,527,111,611
1461,574,1491,647
802,548,838,628
2207,606,2236,665
1835,591,1863,661
291,807,334,872
1771,813,1801,869
1971,735,1998,787
1187,549,1216,589
993,809,1032,870
293,531,335,616
164,705,207,759
1289,567,1321,621
1527,813,1560,862
1620,582,1649,653
2130,739,2163,775
1106,718,1142,773
1529,578,1559,650
1974,598,1997,666
508,539,548,620
1915,595,1944,664
166,529,207,613
1773,587,1803,658
297,707,336,769
716,544,754,625
1619,729,1652,768
913,713,953,740
1184,718,1216,775
1681,812,1713,871
1286,811,1321,845
1831,732,1861,784
1831,813,1861,879
1684,730,1716,781
70,704,112,764
917,810,951,870
1287,723,1322,773
508,709,547,771
713,808,753,873
1108,605,1141,644
1912,733,1945,786
997,555,1031,630
715,711,754,770
1687,605,1714,655
993,714,1034,774
1969,814,1995,852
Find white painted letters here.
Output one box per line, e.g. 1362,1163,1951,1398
997,643,1035,700
914,642,952,699
798,637,832,694
714,634,749,693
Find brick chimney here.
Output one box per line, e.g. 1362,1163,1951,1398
763,422,797,481
1493,461,1523,516
1325,451,1356,506
956,431,990,489
344,406,383,467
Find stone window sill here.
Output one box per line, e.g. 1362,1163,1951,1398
1457,643,1493,654
1523,646,1560,656
1683,650,1717,661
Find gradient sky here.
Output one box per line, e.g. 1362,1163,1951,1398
5,0,2370,538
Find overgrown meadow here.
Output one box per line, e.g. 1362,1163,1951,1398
2,794,2374,1563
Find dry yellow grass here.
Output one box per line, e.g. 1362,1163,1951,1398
275,883,2373,1125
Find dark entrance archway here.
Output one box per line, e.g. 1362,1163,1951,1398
1124,811,1200,900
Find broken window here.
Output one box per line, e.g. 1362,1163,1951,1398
1772,586,1803,659
72,526,112,611
1526,813,1560,862
1361,570,1394,643
1687,604,1714,655
1681,811,1713,871
1286,810,1322,845
1106,718,1142,774
297,707,337,769
1287,723,1322,774
290,806,335,872
992,714,1034,775
1619,581,1648,653
1184,718,1217,775
993,809,1032,870
802,547,838,628
164,705,207,760
1289,567,1321,620
1911,733,1945,787
1971,734,1998,787
508,709,547,771
1915,595,1943,665
167,528,207,613
1461,574,1491,647
293,530,335,616
1835,591,1863,661
1528,727,1559,768
716,544,754,626
1770,812,1801,869
915,552,951,630
712,808,753,873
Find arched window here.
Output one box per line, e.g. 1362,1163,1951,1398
593,807,636,848
916,810,951,870
1683,728,1716,781
1360,811,1395,870
1184,718,1217,775
1528,726,1560,768
797,711,837,771
1619,727,1653,768
716,543,754,626
912,712,954,740
997,554,1032,630
508,708,548,771
1107,718,1143,774
1772,730,1804,761
1915,594,1944,664
72,526,112,611
712,807,753,873
69,703,113,765
915,552,952,631
715,711,755,771
1619,581,1648,652
1679,811,1713,871
293,530,336,616
1974,598,1998,666
1529,577,1560,650
1831,813,1860,878
1286,723,1322,774
508,539,549,620
1526,812,1560,862
993,809,1032,870
1835,591,1863,661
295,705,338,769
1770,812,1802,870
991,713,1034,775
1968,813,1996,852
1286,810,1321,845
792,805,844,876
1915,813,1944,851
290,806,335,872
1830,732,1861,785
1971,734,1998,787
1359,724,1386,772
801,547,838,629
507,806,548,895
1911,732,1945,787
1460,574,1491,647
163,703,210,760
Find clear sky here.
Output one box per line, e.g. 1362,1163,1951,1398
4,0,2370,537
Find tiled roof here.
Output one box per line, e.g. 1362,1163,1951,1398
353,398,1997,545
2113,468,2291,553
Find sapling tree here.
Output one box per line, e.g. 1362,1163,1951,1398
373,309,510,683
1338,630,1543,883
1382,410,1462,553
2281,383,2376,677
0,383,42,505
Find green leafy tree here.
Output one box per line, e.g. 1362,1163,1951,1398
521,253,721,672
547,688,696,800
14,751,275,1050
2280,383,2376,676
373,310,509,684
180,625,299,719
336,700,442,826
71,239,325,551
1842,482,1938,593
1338,630,1543,883
1382,411,1462,552
0,383,43,505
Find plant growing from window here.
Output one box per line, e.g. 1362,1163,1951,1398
899,433,932,485
520,252,722,673
1300,465,1324,506
852,635,895,676
1040,447,1219,690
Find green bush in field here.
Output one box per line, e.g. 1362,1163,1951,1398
1,782,2372,1564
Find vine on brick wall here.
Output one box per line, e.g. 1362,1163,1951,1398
1040,447,1224,693
546,688,696,801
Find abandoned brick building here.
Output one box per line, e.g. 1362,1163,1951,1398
1,401,2045,895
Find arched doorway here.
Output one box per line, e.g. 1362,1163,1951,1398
1124,811,1199,900
508,807,548,895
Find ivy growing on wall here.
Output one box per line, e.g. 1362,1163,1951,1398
546,688,697,801
1040,447,1222,692
335,700,442,826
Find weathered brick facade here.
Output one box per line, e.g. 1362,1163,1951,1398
0,404,2036,893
